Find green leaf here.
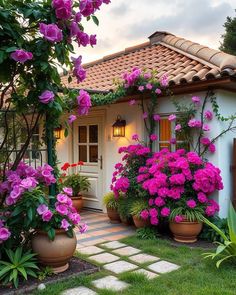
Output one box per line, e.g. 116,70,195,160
92,15,99,26
18,267,27,280
64,127,69,138
5,46,18,53
228,203,236,243
27,207,33,222
47,228,56,241
216,255,234,268
14,247,22,265
0,265,12,278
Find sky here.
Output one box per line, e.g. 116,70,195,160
77,0,235,64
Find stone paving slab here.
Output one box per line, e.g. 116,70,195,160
104,260,139,274
148,260,180,274
129,253,160,264
92,275,129,291
61,286,97,295
78,246,104,255
89,252,120,264
100,241,127,249
132,268,159,280
112,246,141,256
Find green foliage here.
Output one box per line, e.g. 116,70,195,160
37,266,53,281
91,86,127,106
136,227,159,240
203,203,236,268
200,216,229,243
220,10,236,55
63,174,90,196
169,207,204,222
130,199,149,218
0,247,39,288
117,196,132,219
103,192,118,209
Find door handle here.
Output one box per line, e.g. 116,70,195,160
98,155,103,170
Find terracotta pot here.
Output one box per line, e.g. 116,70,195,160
132,215,150,228
169,219,203,243
31,229,77,273
71,194,84,212
107,207,121,223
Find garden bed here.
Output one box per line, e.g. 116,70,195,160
0,257,99,295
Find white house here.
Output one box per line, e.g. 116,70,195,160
57,31,236,217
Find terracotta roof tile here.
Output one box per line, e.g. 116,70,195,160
61,31,236,92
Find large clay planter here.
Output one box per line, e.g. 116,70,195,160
107,207,121,223
32,229,77,273
71,194,84,212
169,219,203,243
132,215,150,228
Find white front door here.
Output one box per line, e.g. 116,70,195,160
73,114,104,210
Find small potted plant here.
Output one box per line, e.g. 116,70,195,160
117,196,132,225
63,174,90,212
103,192,120,223
130,199,150,228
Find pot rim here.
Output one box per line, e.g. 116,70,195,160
34,229,68,235
170,219,202,225
71,194,83,199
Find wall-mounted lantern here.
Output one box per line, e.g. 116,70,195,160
54,125,62,140
112,115,126,137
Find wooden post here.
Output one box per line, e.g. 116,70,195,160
232,138,236,209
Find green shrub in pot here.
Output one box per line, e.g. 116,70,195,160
130,199,150,228
63,174,90,197
117,196,132,224
103,192,120,223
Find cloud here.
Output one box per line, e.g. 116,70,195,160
122,0,233,48
110,3,130,16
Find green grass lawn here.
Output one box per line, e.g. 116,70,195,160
33,236,236,295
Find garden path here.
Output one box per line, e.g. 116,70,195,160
75,210,136,248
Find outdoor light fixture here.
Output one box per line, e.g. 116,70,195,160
112,115,126,137
54,125,62,140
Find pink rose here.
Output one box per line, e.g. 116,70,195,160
160,74,168,87
146,83,153,90
186,199,196,209
155,88,162,95
192,96,201,105
175,124,181,132
204,110,213,120
153,114,161,121
56,204,68,215
39,23,63,43
202,124,210,132
37,204,49,215
79,223,88,233
42,210,53,222
160,207,170,217
68,115,77,124
132,134,139,141
63,187,73,196
208,143,216,153
57,193,68,203
174,215,183,223
144,72,152,79
138,86,144,92
10,49,33,63
77,89,91,115
168,114,176,121
39,90,55,104
150,134,158,141
140,210,149,220
200,137,211,145
143,112,148,119
0,227,11,241
61,218,70,231
90,34,97,46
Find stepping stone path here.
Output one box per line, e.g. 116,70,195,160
89,252,120,264
78,246,104,255
148,260,180,273
92,275,129,291
132,268,159,280
63,241,180,294
62,286,97,295
104,260,139,274
112,246,141,256
129,253,159,264
100,241,127,249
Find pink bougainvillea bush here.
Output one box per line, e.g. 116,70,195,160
136,148,223,225
0,162,86,247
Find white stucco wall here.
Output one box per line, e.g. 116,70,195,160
55,90,236,216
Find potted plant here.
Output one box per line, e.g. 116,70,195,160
103,192,120,223
63,174,90,212
130,199,150,228
136,149,223,242
117,196,132,225
0,162,87,274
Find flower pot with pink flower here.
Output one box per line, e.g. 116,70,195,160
62,170,90,212
136,149,223,243
130,200,150,228
32,192,87,273
103,192,121,223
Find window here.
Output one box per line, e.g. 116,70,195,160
78,125,98,163
154,116,188,152
20,125,40,160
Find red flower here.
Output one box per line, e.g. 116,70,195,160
71,163,77,167
78,161,84,166
61,162,70,171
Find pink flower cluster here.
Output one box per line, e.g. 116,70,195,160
72,56,86,83
37,187,87,233
123,67,141,87
77,89,92,116
52,0,72,20
111,144,151,197
10,49,33,64
0,162,56,206
79,0,110,17
137,149,223,223
0,218,11,243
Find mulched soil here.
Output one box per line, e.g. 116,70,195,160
162,235,215,249
0,257,99,295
